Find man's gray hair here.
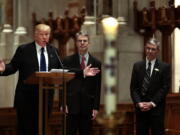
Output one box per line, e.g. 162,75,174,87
147,37,160,47
75,31,89,40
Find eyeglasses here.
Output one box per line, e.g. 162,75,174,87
77,40,88,43
146,47,157,51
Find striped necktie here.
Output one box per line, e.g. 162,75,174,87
142,62,151,95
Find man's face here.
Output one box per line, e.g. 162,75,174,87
76,35,89,55
34,30,50,47
145,43,159,61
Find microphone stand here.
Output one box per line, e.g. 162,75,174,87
54,48,67,135
54,49,65,107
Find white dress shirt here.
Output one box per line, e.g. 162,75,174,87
35,43,49,71
79,53,89,66
146,58,156,76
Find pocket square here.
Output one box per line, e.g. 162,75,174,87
154,68,159,72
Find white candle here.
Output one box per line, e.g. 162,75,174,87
102,17,118,115
104,47,116,87
105,92,116,115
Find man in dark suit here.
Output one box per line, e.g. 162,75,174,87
0,24,100,135
0,24,62,135
63,31,101,135
130,38,171,135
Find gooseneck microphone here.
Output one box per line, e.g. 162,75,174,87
53,47,64,69
52,46,67,135
52,46,66,112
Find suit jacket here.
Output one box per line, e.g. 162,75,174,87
63,53,101,115
1,42,62,108
130,59,171,115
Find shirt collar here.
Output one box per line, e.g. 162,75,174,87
35,42,47,53
146,57,156,64
79,53,89,59
146,57,156,68
79,53,89,64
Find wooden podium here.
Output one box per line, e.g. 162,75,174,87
25,71,75,135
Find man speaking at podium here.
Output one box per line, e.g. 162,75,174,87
0,24,100,135
0,23,61,135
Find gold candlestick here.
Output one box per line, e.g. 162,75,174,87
96,111,126,135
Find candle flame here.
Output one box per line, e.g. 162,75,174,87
102,17,119,41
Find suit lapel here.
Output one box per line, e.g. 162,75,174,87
31,43,39,71
47,45,57,71
150,59,160,80
47,45,51,70
140,61,146,80
87,53,94,66
74,53,81,68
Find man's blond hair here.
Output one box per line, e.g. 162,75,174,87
35,24,51,33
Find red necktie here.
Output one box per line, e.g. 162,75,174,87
80,56,86,69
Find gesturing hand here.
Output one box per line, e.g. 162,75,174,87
0,60,5,72
92,110,98,120
60,105,68,114
84,64,100,77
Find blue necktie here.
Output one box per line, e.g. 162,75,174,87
40,47,46,71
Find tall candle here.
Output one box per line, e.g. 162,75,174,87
105,92,116,115
102,17,119,115
104,47,116,87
